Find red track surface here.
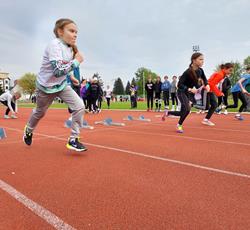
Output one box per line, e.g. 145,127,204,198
0,108,250,229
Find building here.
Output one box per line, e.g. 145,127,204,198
0,72,11,92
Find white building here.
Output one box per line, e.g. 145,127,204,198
0,72,11,92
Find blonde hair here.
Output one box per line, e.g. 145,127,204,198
53,18,78,56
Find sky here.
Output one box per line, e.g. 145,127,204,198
0,0,249,87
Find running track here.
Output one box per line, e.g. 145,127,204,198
0,108,250,229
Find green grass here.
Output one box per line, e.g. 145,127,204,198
17,99,245,112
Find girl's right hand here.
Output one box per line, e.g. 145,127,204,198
242,89,248,94
188,88,198,94
75,52,84,63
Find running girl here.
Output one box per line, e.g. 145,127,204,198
204,63,234,125
23,18,87,151
162,52,209,133
226,66,250,120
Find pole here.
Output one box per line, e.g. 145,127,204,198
142,71,145,100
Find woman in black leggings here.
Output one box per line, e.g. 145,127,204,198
162,52,209,133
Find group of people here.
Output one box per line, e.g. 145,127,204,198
1,18,249,152
145,75,179,112
162,53,250,133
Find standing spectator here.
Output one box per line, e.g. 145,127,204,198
105,85,112,109
154,76,162,112
88,77,101,113
80,79,88,110
145,75,154,111
170,76,178,111
97,85,103,113
130,84,138,108
161,76,171,109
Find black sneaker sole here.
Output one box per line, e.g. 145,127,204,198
23,135,32,146
66,144,88,152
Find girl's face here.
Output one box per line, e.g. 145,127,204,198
58,23,78,46
193,55,204,68
148,78,152,82
224,67,234,76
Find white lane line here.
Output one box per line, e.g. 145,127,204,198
149,122,250,133
0,179,76,230
85,126,250,147
2,126,250,180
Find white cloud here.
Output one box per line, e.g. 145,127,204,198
0,0,249,86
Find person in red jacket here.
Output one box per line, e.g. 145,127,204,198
203,63,234,126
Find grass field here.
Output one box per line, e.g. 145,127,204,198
16,99,247,112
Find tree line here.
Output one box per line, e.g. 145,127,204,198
14,56,250,97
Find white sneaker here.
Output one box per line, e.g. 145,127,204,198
202,119,215,126
223,110,228,115
4,115,10,119
11,115,18,119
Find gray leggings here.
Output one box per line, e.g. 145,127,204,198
26,86,85,139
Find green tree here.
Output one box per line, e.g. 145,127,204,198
19,73,36,99
134,67,158,96
230,61,243,87
125,81,131,95
243,56,250,69
131,77,136,86
113,77,125,95
215,61,243,87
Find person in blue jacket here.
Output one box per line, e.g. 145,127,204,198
226,66,250,120
161,75,171,109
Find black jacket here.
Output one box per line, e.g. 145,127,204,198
88,83,101,99
154,81,162,94
145,81,154,95
178,68,208,93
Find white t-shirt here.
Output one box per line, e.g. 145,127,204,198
106,89,112,98
37,38,79,88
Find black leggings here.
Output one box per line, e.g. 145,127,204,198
1,101,16,115
205,92,218,120
91,97,98,111
168,91,191,125
82,98,88,108
98,98,102,109
147,94,153,109
226,92,247,113
218,91,229,107
163,91,170,106
106,97,111,107
171,92,178,106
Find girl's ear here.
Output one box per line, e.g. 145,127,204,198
57,28,63,37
